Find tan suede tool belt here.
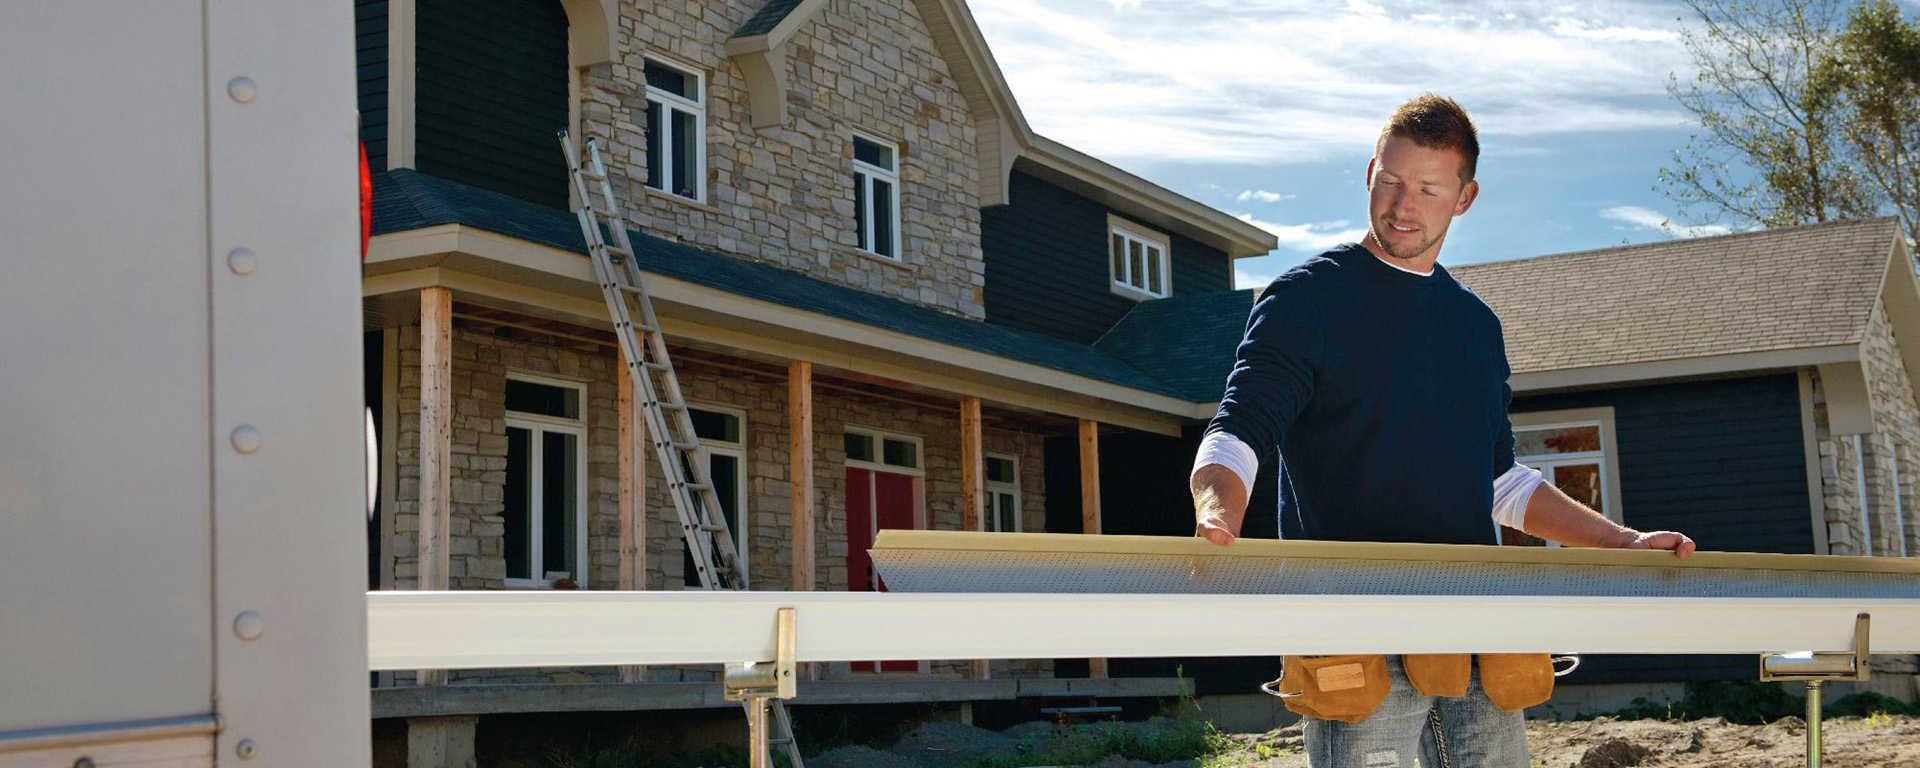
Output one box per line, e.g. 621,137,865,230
1271,654,1554,723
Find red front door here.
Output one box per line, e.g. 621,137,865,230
847,466,918,672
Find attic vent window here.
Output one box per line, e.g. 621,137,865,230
644,57,705,202
852,133,900,260
1109,220,1170,299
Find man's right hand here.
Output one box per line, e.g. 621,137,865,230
1191,463,1249,546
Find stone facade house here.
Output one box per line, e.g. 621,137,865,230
359,0,1276,761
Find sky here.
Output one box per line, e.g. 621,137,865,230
968,0,1746,288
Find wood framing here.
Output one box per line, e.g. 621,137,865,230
1077,418,1107,678
789,360,815,593
618,347,647,683
419,286,452,687
960,395,988,679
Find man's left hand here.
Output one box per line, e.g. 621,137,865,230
1600,529,1696,559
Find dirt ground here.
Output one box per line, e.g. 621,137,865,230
1208,714,1920,767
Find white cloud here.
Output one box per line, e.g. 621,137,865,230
970,0,1695,164
1235,267,1273,289
1599,205,1732,238
1235,189,1295,203
1235,213,1369,252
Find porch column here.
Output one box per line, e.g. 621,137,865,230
790,361,816,679
1079,418,1108,679
960,395,989,680
618,347,648,683
418,286,452,687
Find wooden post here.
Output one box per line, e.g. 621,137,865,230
1079,418,1107,678
789,360,817,680
618,347,648,684
960,395,988,679
418,286,452,687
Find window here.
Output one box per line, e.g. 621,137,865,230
852,133,900,259
985,454,1020,532
504,375,587,587
681,406,746,588
845,427,922,474
1109,216,1170,299
644,57,705,202
1509,407,1622,546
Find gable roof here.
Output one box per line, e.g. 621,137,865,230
732,0,813,38
1453,217,1902,376
370,170,1190,401
1098,218,1911,403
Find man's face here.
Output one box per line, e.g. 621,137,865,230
1365,134,1478,263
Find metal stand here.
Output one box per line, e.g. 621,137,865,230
1760,613,1871,768
725,608,798,768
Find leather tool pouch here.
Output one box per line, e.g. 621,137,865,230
1403,653,1471,698
1270,654,1391,723
1475,653,1555,711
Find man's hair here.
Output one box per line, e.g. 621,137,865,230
1375,94,1479,182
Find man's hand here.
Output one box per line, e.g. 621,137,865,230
1598,528,1697,560
1192,463,1249,546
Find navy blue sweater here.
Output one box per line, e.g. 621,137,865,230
1205,243,1515,545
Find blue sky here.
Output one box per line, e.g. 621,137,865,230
969,0,1744,287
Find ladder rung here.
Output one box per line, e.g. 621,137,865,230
680,481,712,492
700,524,728,533
592,208,622,219
580,169,607,181
619,321,658,334
656,401,686,411
606,244,633,257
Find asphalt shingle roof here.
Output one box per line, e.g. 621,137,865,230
732,0,808,38
1097,218,1904,402
370,170,1190,400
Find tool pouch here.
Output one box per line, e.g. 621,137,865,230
1475,653,1555,711
1269,654,1391,723
1403,653,1471,698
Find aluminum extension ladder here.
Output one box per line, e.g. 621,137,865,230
559,131,804,768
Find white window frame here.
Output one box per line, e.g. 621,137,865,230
985,452,1021,533
682,402,748,589
1108,214,1171,300
1511,407,1624,537
852,131,902,261
503,373,590,589
643,54,706,203
844,425,924,477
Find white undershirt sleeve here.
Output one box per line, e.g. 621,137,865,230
1192,430,1259,497
1491,461,1545,531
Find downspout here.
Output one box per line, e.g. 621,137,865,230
1854,434,1874,556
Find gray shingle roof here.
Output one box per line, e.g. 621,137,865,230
1453,217,1901,375
370,170,1190,400
733,0,808,38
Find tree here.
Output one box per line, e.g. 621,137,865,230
1659,0,1879,231
1813,0,1920,244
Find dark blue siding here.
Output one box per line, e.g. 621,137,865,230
356,0,388,172
1514,373,1814,687
414,0,570,208
984,170,1233,344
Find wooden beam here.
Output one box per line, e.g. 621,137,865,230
1079,418,1107,679
419,286,452,687
618,347,647,684
789,360,815,593
961,395,988,680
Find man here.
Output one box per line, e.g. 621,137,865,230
1189,94,1696,767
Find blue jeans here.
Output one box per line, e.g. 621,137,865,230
1302,655,1530,768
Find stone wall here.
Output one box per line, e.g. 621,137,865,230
575,0,986,319
388,324,1053,682
1817,300,1920,558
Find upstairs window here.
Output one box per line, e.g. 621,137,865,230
852,133,900,259
1109,217,1170,299
644,57,705,202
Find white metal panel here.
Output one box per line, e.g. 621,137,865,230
206,0,371,763
0,1,213,733
366,591,1920,671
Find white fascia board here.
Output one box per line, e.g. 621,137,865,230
1507,345,1860,393
368,590,1920,671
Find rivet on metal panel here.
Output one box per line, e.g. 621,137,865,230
227,77,257,103
236,739,258,760
234,610,264,640
231,425,261,454
228,247,256,275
